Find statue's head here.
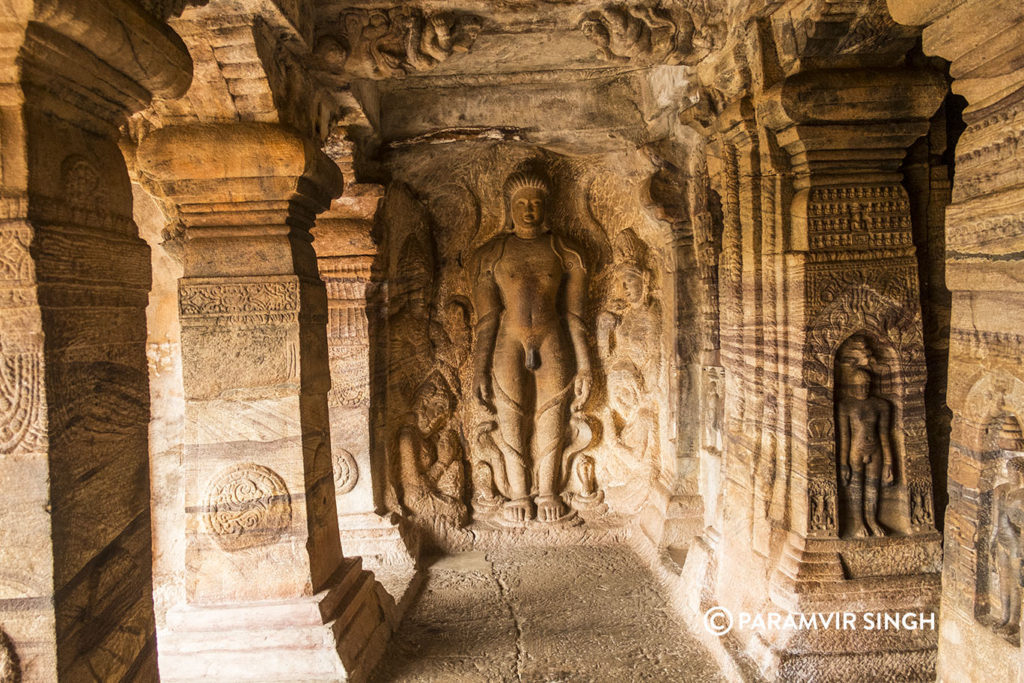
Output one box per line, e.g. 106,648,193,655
610,229,651,306
846,368,872,400
505,171,549,235
610,262,648,306
413,373,453,433
1001,453,1024,478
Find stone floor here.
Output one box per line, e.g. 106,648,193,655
371,545,725,682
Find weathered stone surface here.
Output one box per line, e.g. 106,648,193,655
2,0,1022,680
0,1,189,680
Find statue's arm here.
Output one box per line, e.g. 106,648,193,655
879,400,894,483
472,243,502,410
562,241,592,411
596,310,616,357
838,404,852,484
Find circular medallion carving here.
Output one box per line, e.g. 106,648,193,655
61,155,100,208
334,448,359,495
203,463,291,552
0,628,19,683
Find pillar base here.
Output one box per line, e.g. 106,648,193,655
158,559,389,682
338,512,419,569
751,532,942,681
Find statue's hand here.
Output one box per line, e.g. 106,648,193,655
842,464,852,486
572,370,592,413
597,311,619,332
474,374,494,412
883,464,894,485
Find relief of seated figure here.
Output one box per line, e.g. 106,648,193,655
472,170,592,524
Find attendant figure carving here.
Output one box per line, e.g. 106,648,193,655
597,229,661,391
991,457,1024,633
603,360,657,512
837,368,894,537
397,374,467,527
473,171,592,524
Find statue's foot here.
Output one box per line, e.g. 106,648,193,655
503,498,533,524
535,495,568,522
851,525,870,539
867,521,886,537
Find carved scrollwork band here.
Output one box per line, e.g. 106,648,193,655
179,278,301,326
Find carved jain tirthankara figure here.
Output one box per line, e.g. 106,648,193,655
473,171,591,523
837,368,895,537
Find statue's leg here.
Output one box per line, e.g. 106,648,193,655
533,351,572,522
996,550,1013,627
863,475,885,536
849,467,869,538
863,447,885,536
492,339,531,523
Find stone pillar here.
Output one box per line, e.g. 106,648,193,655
754,67,947,679
887,1,1024,679
313,205,418,569
137,122,389,681
0,1,190,680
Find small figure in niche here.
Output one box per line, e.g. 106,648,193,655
992,457,1024,633
837,368,894,537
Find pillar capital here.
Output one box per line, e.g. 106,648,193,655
758,68,947,185
137,122,343,232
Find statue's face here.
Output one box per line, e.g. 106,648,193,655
614,268,645,304
510,187,546,232
416,392,448,433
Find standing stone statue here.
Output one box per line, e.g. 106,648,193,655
837,367,894,537
992,457,1024,633
473,171,591,523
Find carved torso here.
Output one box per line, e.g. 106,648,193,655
839,395,890,462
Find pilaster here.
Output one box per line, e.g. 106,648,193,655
888,0,1024,678
0,1,191,679
313,203,418,569
755,66,947,679
137,122,390,681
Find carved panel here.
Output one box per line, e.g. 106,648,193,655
0,341,45,455
579,2,700,65
808,479,838,535
203,463,292,552
325,8,482,79
179,279,300,326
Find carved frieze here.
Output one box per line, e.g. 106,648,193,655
179,279,301,326
203,463,292,552
325,7,482,79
